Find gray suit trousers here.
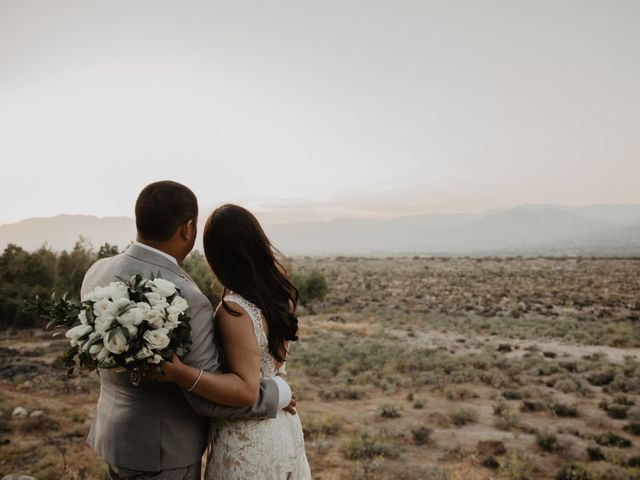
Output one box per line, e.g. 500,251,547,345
108,461,200,480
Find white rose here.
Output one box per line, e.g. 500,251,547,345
166,306,181,325
89,344,103,357
117,306,144,327
145,292,169,309
78,310,88,325
171,296,188,313
97,345,111,362
136,302,151,314
84,285,110,302
82,332,101,352
126,325,138,338
106,281,129,301
145,306,166,329
104,328,128,355
134,345,153,359
150,278,177,298
94,298,130,318
125,356,135,364
152,354,163,364
94,314,115,335
66,324,93,346
93,299,114,317
143,328,170,351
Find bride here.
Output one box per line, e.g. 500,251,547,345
159,204,311,479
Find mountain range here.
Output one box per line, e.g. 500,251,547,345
1,204,639,256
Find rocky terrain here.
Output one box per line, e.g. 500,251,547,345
1,257,640,479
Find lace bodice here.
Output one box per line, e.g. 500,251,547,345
222,293,280,378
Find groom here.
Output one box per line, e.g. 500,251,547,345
81,181,293,480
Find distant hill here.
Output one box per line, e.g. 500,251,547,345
0,214,136,251
1,205,640,256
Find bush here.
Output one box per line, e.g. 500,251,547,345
556,463,593,480
411,425,434,445
449,407,479,427
552,403,579,418
612,395,635,406
292,270,328,307
500,449,538,480
536,432,562,452
521,400,547,412
623,422,640,436
502,390,523,400
319,386,365,401
604,404,629,420
341,431,401,459
413,398,425,409
378,404,401,418
586,447,605,461
587,370,615,386
445,385,476,401
303,413,344,438
594,432,632,448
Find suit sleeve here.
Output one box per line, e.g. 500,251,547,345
178,287,280,419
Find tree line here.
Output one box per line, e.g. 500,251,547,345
0,239,328,330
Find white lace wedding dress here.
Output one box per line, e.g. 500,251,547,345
205,293,312,480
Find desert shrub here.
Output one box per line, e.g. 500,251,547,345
612,395,635,406
556,463,593,480
378,404,401,418
554,378,586,394
502,390,523,400
419,465,451,480
319,386,365,401
594,432,632,448
450,368,478,384
536,432,562,452
586,447,605,461
500,449,538,480
303,413,344,438
622,422,640,436
628,455,640,467
412,398,425,409
493,402,520,431
494,410,521,431
587,370,615,386
538,362,562,376
449,407,479,427
604,404,629,420
520,400,547,412
606,373,640,394
445,385,475,401
411,425,434,445
341,431,401,460
552,403,579,417
292,270,328,307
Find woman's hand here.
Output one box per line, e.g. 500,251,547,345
147,354,186,383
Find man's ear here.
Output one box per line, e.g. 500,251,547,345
180,219,197,240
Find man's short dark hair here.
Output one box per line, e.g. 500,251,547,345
135,181,198,241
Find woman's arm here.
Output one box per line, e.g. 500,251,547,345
160,303,261,407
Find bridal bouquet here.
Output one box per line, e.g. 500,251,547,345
26,274,191,384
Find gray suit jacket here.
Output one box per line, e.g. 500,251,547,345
81,244,280,472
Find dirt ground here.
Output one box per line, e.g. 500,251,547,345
1,257,640,479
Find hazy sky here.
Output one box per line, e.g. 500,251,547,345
1,0,639,225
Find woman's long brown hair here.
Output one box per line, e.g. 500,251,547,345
202,204,299,363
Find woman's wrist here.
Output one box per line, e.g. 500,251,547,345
172,362,198,388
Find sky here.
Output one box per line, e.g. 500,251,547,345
1,0,639,225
